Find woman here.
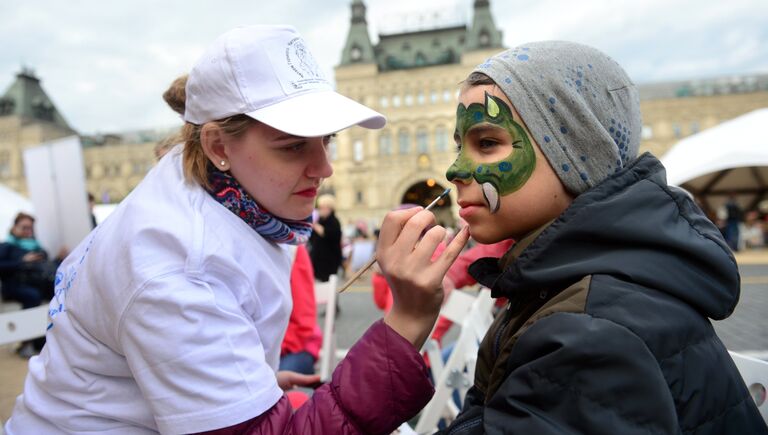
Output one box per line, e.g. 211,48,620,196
6,25,468,434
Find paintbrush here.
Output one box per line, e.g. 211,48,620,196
337,188,451,293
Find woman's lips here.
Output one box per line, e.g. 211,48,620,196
294,188,318,198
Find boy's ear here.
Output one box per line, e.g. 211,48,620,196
200,123,230,171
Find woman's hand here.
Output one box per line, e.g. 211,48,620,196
312,223,325,237
276,370,321,391
21,252,44,263
377,207,470,349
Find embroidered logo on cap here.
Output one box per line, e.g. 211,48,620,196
278,37,329,92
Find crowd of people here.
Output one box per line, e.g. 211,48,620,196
712,194,767,251
2,24,765,434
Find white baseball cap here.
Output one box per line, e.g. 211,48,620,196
184,25,386,137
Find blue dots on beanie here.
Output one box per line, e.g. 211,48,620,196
505,77,512,84
476,41,640,195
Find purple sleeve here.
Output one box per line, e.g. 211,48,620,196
197,319,434,435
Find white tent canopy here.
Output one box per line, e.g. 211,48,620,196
661,108,768,214
0,183,34,238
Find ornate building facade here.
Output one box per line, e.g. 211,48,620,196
1,3,767,232
329,0,768,230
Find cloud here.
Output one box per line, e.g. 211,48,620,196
1,0,766,133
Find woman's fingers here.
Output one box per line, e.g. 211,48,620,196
376,207,423,249
431,226,470,275
395,210,437,251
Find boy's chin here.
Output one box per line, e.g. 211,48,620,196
467,226,508,245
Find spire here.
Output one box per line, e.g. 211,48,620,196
0,68,73,131
465,0,503,51
340,0,375,65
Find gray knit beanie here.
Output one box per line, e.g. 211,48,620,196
474,41,641,195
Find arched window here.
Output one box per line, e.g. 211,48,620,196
353,139,364,162
379,132,392,155
416,128,428,154
398,129,410,154
435,125,449,152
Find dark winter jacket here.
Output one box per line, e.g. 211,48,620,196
442,153,767,434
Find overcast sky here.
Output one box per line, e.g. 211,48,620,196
2,0,767,134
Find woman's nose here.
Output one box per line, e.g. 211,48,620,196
307,138,333,179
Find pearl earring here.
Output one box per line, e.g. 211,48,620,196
220,160,226,167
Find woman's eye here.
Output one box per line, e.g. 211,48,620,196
322,134,336,146
286,142,306,152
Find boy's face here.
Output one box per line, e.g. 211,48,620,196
446,85,573,243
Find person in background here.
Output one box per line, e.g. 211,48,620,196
743,210,765,249
280,243,322,375
309,194,343,283
0,213,58,357
87,192,98,228
722,193,744,251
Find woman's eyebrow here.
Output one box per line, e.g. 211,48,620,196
272,133,302,142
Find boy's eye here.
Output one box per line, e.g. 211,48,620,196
478,138,498,149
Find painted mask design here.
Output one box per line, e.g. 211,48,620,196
446,91,536,213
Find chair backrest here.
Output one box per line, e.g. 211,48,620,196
415,288,494,434
729,351,768,423
0,305,49,346
315,274,338,381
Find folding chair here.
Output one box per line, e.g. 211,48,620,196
415,287,494,434
314,274,339,381
0,305,49,346
729,351,768,424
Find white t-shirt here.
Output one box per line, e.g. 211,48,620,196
6,148,293,434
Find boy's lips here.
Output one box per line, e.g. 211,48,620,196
458,199,485,218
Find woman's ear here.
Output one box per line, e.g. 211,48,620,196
200,123,231,171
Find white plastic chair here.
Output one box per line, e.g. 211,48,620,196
0,305,49,346
415,287,494,434
729,351,768,424
314,274,339,381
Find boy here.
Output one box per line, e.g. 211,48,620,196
441,41,766,433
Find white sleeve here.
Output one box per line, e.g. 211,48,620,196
117,272,283,434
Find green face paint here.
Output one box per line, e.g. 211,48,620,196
445,91,536,213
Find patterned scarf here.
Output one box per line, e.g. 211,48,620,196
206,168,312,245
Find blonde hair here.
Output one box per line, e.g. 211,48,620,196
316,194,336,209
162,74,258,190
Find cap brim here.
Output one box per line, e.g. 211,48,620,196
245,90,386,137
